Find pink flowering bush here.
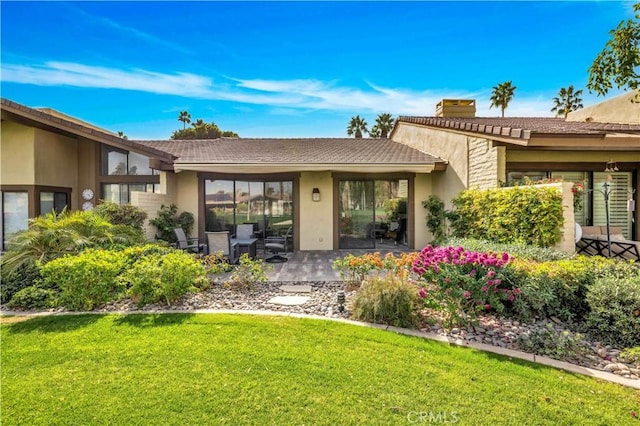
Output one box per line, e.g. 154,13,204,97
413,245,517,326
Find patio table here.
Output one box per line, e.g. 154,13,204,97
231,238,258,258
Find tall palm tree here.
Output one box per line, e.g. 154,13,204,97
551,86,584,118
490,81,517,118
346,115,368,138
374,113,394,138
178,111,192,129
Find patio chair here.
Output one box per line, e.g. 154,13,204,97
173,228,205,253
235,223,255,240
206,231,239,264
264,226,292,263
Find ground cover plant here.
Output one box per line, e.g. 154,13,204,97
2,314,638,425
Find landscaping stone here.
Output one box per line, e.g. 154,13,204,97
280,285,312,293
268,296,310,306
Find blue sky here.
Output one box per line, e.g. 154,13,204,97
1,1,635,139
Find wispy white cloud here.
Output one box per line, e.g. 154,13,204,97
65,3,193,55
2,61,560,117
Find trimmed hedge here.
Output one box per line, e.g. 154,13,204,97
449,186,564,247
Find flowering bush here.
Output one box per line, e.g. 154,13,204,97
333,252,419,289
413,245,516,326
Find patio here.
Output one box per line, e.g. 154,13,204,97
260,248,415,282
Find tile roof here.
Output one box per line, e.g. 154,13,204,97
397,116,640,141
135,138,445,165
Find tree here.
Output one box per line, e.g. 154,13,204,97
587,2,640,96
170,118,239,140
347,115,368,138
551,86,584,118
369,125,381,138
117,131,128,140
489,81,517,118
178,111,192,129
374,113,394,138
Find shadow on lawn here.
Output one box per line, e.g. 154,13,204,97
112,313,195,328
1,314,102,334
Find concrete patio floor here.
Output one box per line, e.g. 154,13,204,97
261,248,415,282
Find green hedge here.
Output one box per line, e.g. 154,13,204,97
449,186,564,247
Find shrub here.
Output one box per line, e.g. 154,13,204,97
225,254,272,291
620,347,640,366
7,286,58,310
449,186,564,247
422,195,450,244
1,209,143,275
333,252,418,290
516,323,588,361
149,204,195,243
504,256,600,322
413,245,515,327
121,251,207,306
585,274,640,348
351,273,420,328
0,262,42,305
40,249,127,311
94,201,148,230
444,237,571,262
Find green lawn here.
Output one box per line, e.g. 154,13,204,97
2,314,638,425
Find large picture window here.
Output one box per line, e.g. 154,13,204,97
204,179,293,239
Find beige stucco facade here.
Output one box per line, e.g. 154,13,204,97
567,90,640,124
299,171,334,250
1,122,36,185
393,122,503,209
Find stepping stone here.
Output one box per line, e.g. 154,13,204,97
268,296,310,306
280,285,312,293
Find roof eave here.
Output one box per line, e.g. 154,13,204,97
173,163,441,174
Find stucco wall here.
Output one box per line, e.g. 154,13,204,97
567,90,640,124
393,123,501,208
175,171,199,235
34,128,78,189
299,171,333,250
1,122,35,184
413,173,433,249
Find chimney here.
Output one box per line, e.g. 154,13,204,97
435,99,476,118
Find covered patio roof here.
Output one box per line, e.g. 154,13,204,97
136,137,448,174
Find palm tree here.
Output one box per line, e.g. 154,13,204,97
191,118,205,128
374,113,394,138
178,111,191,129
490,81,517,118
369,125,381,138
551,86,584,118
346,115,368,138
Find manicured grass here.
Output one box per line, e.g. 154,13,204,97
2,314,638,425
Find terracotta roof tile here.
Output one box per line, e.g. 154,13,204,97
135,138,445,165
397,116,640,141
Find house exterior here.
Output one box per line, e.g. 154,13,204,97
2,92,639,251
391,93,640,241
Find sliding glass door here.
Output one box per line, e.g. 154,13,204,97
338,179,408,249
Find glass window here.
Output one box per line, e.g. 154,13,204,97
101,146,155,176
593,172,633,239
551,172,589,226
2,192,28,249
204,179,294,238
40,191,68,215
